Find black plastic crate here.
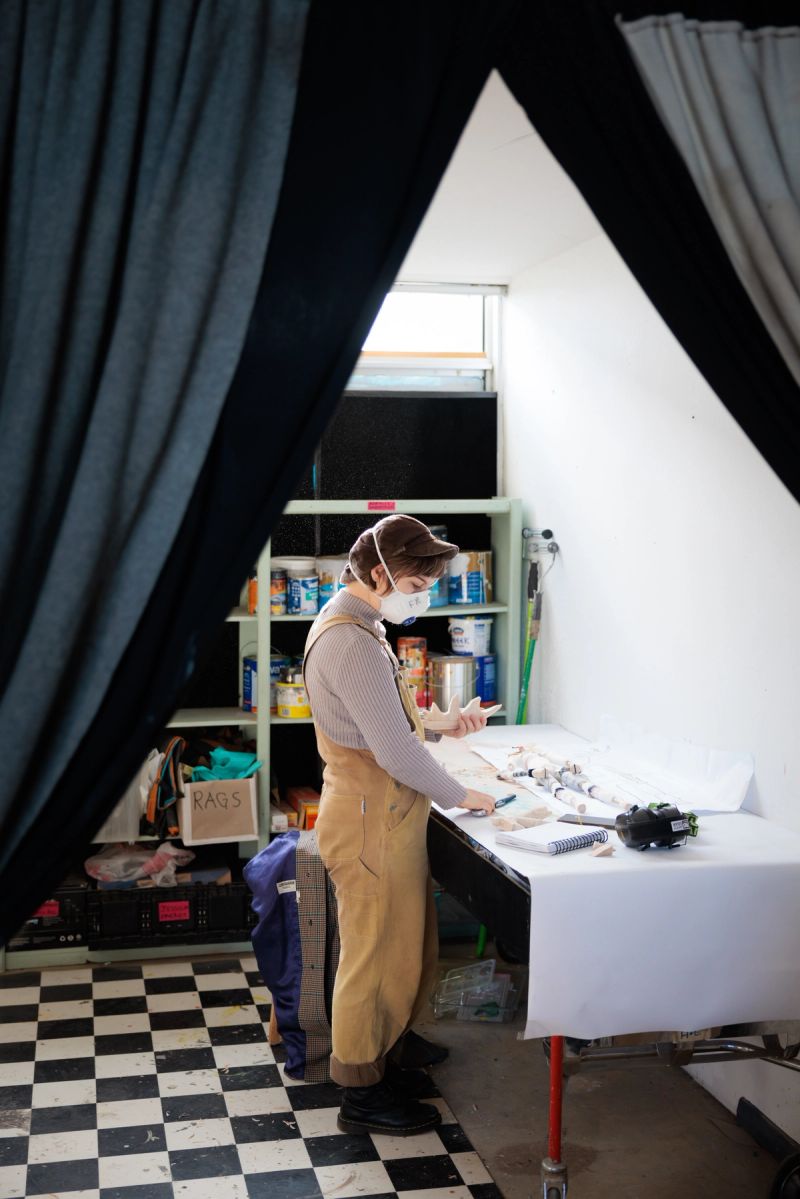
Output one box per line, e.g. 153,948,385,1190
8,875,90,950
85,882,257,950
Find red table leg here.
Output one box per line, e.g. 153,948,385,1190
549,1034,564,1161
541,1035,568,1197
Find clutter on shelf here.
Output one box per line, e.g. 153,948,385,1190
84,842,195,889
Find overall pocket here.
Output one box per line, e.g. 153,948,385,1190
386,780,420,832
315,793,365,862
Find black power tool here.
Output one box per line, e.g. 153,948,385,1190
615,802,698,851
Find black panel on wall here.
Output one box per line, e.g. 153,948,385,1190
320,391,497,500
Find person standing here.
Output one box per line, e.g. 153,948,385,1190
304,515,497,1135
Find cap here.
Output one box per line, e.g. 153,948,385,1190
344,514,459,586
370,514,454,559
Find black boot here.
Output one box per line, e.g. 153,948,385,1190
384,1059,435,1099
338,1079,442,1136
389,1029,449,1069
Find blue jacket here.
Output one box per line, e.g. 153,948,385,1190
244,831,305,1077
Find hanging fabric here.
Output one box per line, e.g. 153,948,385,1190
0,0,310,926
497,1,800,504
619,14,800,386
0,0,519,942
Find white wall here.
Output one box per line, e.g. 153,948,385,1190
502,231,800,1136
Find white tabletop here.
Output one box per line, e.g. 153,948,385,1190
430,725,800,1039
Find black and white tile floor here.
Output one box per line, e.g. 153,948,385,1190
0,955,502,1199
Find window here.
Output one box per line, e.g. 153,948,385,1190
349,284,503,390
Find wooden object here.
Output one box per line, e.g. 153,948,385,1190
421,694,502,731
591,841,615,857
268,1006,283,1045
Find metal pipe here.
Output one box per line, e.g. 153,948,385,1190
548,1036,564,1161
565,1039,800,1075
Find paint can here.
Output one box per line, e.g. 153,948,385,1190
272,557,319,615
316,556,349,609
270,570,287,615
428,655,477,711
397,635,428,707
242,656,258,713
269,654,291,713
449,616,493,656
276,679,312,719
475,653,497,703
247,573,258,615
448,550,492,605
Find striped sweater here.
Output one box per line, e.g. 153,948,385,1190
303,590,467,810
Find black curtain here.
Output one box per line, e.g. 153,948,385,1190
0,0,521,942
3,0,799,943
0,0,309,904
497,0,800,504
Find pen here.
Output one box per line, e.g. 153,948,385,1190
472,793,516,818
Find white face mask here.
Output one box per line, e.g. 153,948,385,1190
349,533,431,626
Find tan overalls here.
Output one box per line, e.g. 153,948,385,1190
304,613,439,1087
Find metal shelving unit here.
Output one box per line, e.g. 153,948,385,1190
253,498,522,853
3,498,521,972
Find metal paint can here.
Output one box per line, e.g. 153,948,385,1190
276,680,312,719
242,656,258,713
475,653,497,703
428,655,477,711
270,654,291,713
270,570,287,615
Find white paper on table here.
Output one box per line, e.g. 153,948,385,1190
429,726,800,1041
467,720,754,814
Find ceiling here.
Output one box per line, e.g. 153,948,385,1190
397,71,602,286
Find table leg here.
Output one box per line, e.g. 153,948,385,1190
541,1035,568,1197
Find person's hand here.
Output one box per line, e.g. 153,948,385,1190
460,789,496,815
443,706,489,739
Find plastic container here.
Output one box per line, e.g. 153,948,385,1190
272,557,319,615
316,556,348,609
429,578,448,608
433,959,526,1023
448,550,492,605
449,616,493,656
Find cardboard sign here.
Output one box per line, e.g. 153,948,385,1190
180,776,259,845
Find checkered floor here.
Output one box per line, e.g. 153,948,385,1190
0,955,502,1199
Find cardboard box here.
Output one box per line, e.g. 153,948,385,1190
277,800,298,828
180,777,259,845
286,786,320,830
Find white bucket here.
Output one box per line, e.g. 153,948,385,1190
316,556,349,608
449,616,493,656
272,557,319,615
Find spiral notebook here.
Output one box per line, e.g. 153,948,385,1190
494,825,609,856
